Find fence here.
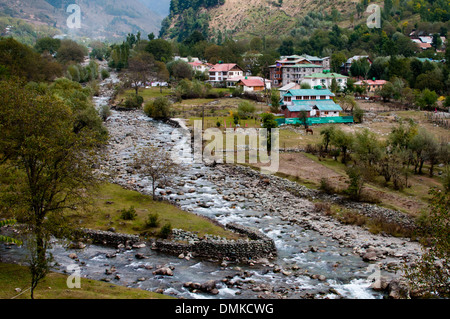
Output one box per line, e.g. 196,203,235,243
277,116,354,126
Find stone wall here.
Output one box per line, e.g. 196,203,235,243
154,223,277,261
79,229,140,246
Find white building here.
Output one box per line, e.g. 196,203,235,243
303,72,348,90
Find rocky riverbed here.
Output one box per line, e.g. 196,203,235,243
0,65,424,299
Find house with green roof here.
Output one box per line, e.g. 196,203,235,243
281,88,343,119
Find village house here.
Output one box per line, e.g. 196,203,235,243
281,88,342,119
208,63,244,86
226,75,271,90
354,79,387,93
303,71,348,90
236,78,267,92
269,55,329,87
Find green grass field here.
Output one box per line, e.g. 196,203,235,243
0,263,172,299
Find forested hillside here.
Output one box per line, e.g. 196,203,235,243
160,0,450,42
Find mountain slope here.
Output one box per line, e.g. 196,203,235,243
0,0,164,41
137,0,171,17
160,0,358,41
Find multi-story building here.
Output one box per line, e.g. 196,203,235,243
303,71,348,91
269,55,330,87
208,63,244,86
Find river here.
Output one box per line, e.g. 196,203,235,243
0,65,421,299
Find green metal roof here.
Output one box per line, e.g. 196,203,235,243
284,89,335,97
287,100,343,112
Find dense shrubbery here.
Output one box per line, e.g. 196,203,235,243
144,97,172,119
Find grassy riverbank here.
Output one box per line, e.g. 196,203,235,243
0,263,172,299
66,183,239,240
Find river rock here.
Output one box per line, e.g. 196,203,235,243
200,280,219,295
153,267,174,276
387,278,410,299
362,251,378,262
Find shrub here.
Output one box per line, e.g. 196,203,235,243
319,177,335,194
345,166,365,201
313,202,332,214
120,206,137,220
143,97,172,119
146,213,160,228
101,69,110,80
158,223,172,239
100,105,111,121
124,94,143,109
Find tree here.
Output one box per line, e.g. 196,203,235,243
345,165,365,200
278,39,294,56
270,90,280,113
260,113,278,153
146,39,173,62
331,52,346,73
133,146,179,200
330,128,353,164
353,103,364,123
352,128,381,166
299,111,309,129
416,89,438,110
0,38,62,82
127,52,156,96
56,39,87,64
377,81,395,102
405,188,450,298
320,126,336,153
167,60,193,80
237,101,256,119
35,37,61,54
0,80,102,298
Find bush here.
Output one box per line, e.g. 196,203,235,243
100,105,111,121
120,206,137,220
345,166,365,201
143,97,172,119
124,94,144,109
353,104,364,123
146,213,160,228
237,100,256,119
158,223,172,239
101,69,110,80
319,177,335,194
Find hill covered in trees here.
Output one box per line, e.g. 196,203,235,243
160,0,450,43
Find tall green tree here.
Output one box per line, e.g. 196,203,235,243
0,80,104,298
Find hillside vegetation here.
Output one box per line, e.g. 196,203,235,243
160,0,450,42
